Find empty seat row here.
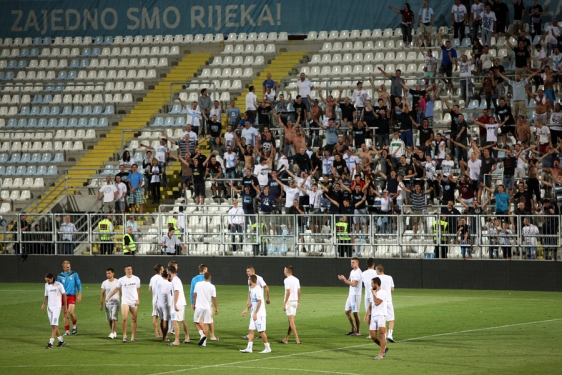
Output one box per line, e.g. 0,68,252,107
177,91,231,103
200,67,253,79
0,189,32,201
6,117,108,128
225,32,288,43
0,37,52,47
0,165,58,176
0,152,64,164
0,141,82,152
209,55,265,67
309,51,426,65
222,44,276,55
304,63,423,77
16,104,114,117
0,177,44,188
0,129,94,141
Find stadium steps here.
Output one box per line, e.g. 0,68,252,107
31,53,212,214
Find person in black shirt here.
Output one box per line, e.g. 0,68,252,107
417,118,435,145
230,184,256,215
346,119,369,148
331,153,348,177
492,0,509,34
241,168,259,197
437,173,458,205
289,147,312,173
499,147,517,194
453,113,468,162
507,38,530,73
373,108,391,147
512,181,533,212
441,200,461,240
257,99,273,127
459,196,490,240
207,115,222,144
339,97,356,124
494,98,516,145
321,182,344,217
529,0,544,40
191,158,206,209
517,30,532,52
512,0,525,35
288,199,306,236
472,39,483,68
292,96,308,126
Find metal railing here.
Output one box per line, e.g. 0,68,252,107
1,212,558,260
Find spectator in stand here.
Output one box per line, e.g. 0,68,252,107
94,176,118,213
241,120,260,148
491,0,509,35
377,67,404,112
296,72,313,115
351,81,369,119
203,153,224,199
245,86,258,123
120,150,135,172
373,108,391,148
198,89,211,136
114,175,128,217
472,39,484,75
140,138,169,187
388,4,415,48
59,215,77,255
209,100,223,124
471,0,485,41
451,0,468,42
207,114,222,145
511,0,526,35
125,215,140,241
142,151,153,197
457,217,471,259
257,99,273,128
400,183,433,239
128,164,144,215
529,0,544,40
541,18,561,55
441,200,461,237
182,124,200,154
179,99,202,136
226,100,241,128
292,95,308,128
417,44,437,88
228,200,245,252
549,103,562,146
458,54,472,102
191,157,206,210
169,151,193,200
262,73,277,95
389,131,406,165
540,200,559,260
498,70,537,119
273,93,292,126
417,0,435,47
522,217,539,259
437,29,458,90
481,4,496,48
527,91,552,133
149,158,161,204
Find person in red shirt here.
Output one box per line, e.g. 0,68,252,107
477,109,494,146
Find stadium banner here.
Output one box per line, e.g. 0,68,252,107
3,0,473,39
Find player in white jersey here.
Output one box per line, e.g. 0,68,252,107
148,264,164,338
376,264,396,342
168,265,189,346
42,273,67,349
364,277,388,360
193,272,218,347
167,260,191,342
243,266,270,340
156,270,172,342
361,258,378,335
338,257,362,336
279,266,301,344
99,268,120,339
240,275,271,353
106,265,141,342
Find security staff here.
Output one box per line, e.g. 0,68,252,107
158,229,186,255
98,215,113,255
122,226,136,255
433,215,449,258
336,215,351,257
167,213,181,239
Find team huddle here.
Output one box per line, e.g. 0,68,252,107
41,261,301,355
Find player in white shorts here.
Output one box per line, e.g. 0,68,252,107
279,265,301,344
100,268,120,339
243,266,270,340
193,272,218,347
106,265,140,343
168,265,189,346
361,258,377,334
156,270,172,341
148,264,164,338
240,274,271,354
376,264,396,342
364,277,388,360
42,273,67,349
338,257,362,336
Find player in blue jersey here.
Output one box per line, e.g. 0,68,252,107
57,260,82,335
190,264,218,341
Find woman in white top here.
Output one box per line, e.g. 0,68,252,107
372,189,393,234
150,158,161,204
120,150,135,171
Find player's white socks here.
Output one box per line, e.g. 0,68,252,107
264,343,270,349
248,342,254,349
57,336,64,342
388,329,393,336
198,330,204,337
49,338,55,345
73,325,77,329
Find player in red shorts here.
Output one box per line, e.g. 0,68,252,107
57,260,83,335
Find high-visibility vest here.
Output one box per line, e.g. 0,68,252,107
168,218,181,238
335,222,350,240
251,222,267,242
98,219,112,241
122,233,136,254
433,220,448,243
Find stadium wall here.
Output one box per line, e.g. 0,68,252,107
0,0,486,38
1,256,561,291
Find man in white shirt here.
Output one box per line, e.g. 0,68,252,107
541,18,562,54
156,270,172,342
158,229,186,255
106,265,140,343
522,217,539,259
471,0,485,41
209,100,222,121
228,201,245,252
193,272,218,347
148,264,164,338
100,268,119,339
361,259,378,324
451,0,468,41
418,0,435,47
243,266,271,340
168,265,189,345
241,120,260,148
240,274,271,353
376,264,396,343
364,277,388,360
253,158,271,188
338,257,363,336
42,273,67,349
94,176,118,213
114,175,128,215
179,98,202,136
279,266,301,344
296,72,314,115
389,132,406,165
245,86,258,123
58,215,77,255
352,81,370,117
274,175,301,214
481,4,497,47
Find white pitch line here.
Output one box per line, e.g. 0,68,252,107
223,365,361,375
147,317,562,375
0,364,199,369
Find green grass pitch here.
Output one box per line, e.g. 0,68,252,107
0,283,561,375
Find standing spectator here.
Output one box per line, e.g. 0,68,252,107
458,55,472,101
541,18,561,55
273,93,292,125
296,72,313,115
522,217,539,259
481,4,497,47
98,215,114,255
119,150,135,171
207,114,222,145
140,138,169,187
352,81,369,119
511,0,526,35
292,95,308,127
114,175,128,219
198,89,211,137
128,164,144,215
441,199,462,236
94,176,118,213
451,0,468,41
59,216,77,255
149,158,161,204
125,215,140,241
335,215,352,257
262,72,277,95
179,99,202,136
418,44,437,88
540,200,559,260
507,38,531,76
142,150,153,197
529,0,544,40
417,0,435,47
226,100,241,127
377,67,404,111
437,30,459,90
257,99,273,127
457,217,471,259
169,151,193,200
209,100,223,126
191,157,206,209
158,229,185,255
389,4,415,48
241,120,260,148
471,0,485,41
245,86,258,123
491,0,509,35
227,200,245,252
498,70,535,119
400,183,433,238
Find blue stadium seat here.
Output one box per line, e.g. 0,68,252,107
82,106,92,115
68,59,80,69
31,37,42,46
19,106,30,116
42,37,52,45
42,95,53,104
103,36,113,45
31,95,43,104
7,153,20,164
7,60,17,69
0,166,7,175
17,118,27,127
175,117,186,126
91,48,101,57
46,166,58,175
55,71,68,80
3,71,15,81
68,118,78,127
98,118,109,127
7,119,17,127
29,48,39,58
67,71,77,80
80,59,89,68
37,118,48,127
44,83,55,92
0,154,8,163
31,106,43,116
101,165,114,175
27,118,37,127
153,117,164,126
164,117,175,126
53,84,65,92
49,106,60,116
88,118,98,127
26,165,37,175
5,166,16,176
36,166,46,175
66,106,77,116
81,48,91,57
92,105,103,115
52,153,64,163
103,105,114,115
41,153,52,163
78,118,88,127
169,104,182,114
93,36,104,45
19,48,29,57
20,153,31,163
48,118,58,127
15,166,26,175
133,152,143,161
31,153,41,163
0,72,5,80
17,60,27,69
